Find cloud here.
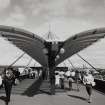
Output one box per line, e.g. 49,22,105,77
0,0,10,12
1,0,105,26
19,0,105,28
0,0,105,67
2,0,104,28
0,6,26,27
66,0,105,22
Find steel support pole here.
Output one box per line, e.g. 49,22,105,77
48,51,56,95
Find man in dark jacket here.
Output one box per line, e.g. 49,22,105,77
2,68,15,103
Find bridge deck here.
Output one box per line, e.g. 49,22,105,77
0,79,105,105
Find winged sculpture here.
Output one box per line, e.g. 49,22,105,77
0,25,105,67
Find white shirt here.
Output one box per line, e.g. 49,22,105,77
65,71,71,77
0,76,2,85
83,74,94,85
55,75,60,85
59,71,64,78
71,72,75,77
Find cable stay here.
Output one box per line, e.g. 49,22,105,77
25,58,32,68
34,62,36,67
68,59,75,69
76,53,97,71
43,25,60,41
63,61,67,67
8,52,25,68
22,58,33,74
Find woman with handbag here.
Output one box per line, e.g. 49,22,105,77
83,70,95,103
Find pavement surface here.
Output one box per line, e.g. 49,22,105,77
0,79,105,105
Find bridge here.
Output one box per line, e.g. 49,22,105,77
0,25,105,105
0,25,105,95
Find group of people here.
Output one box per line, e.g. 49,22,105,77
0,67,96,104
0,67,43,104
55,69,96,103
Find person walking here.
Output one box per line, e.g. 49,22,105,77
13,68,20,85
64,70,74,90
0,74,3,88
83,70,95,103
55,72,60,88
75,70,81,91
2,68,15,104
59,71,65,89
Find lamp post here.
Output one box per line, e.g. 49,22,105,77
44,41,65,95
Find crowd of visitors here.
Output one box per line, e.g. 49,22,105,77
0,67,42,105
0,67,96,104
55,68,95,103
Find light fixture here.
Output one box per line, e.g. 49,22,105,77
55,58,57,61
56,55,60,59
60,48,65,54
43,48,48,54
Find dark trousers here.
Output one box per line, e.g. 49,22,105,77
86,84,92,96
69,81,72,90
60,78,64,89
4,81,12,102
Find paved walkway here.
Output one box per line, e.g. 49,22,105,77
0,80,105,105
0,78,37,94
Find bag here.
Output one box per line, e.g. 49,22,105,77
15,78,20,85
68,77,74,83
91,81,96,86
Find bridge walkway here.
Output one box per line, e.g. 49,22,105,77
0,79,104,105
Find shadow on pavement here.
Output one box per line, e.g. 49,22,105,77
22,76,43,97
0,96,9,105
0,96,7,101
38,89,51,95
68,94,87,102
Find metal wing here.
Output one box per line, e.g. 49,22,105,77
0,25,48,67
56,28,105,65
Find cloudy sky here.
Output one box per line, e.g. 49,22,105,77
0,0,105,68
